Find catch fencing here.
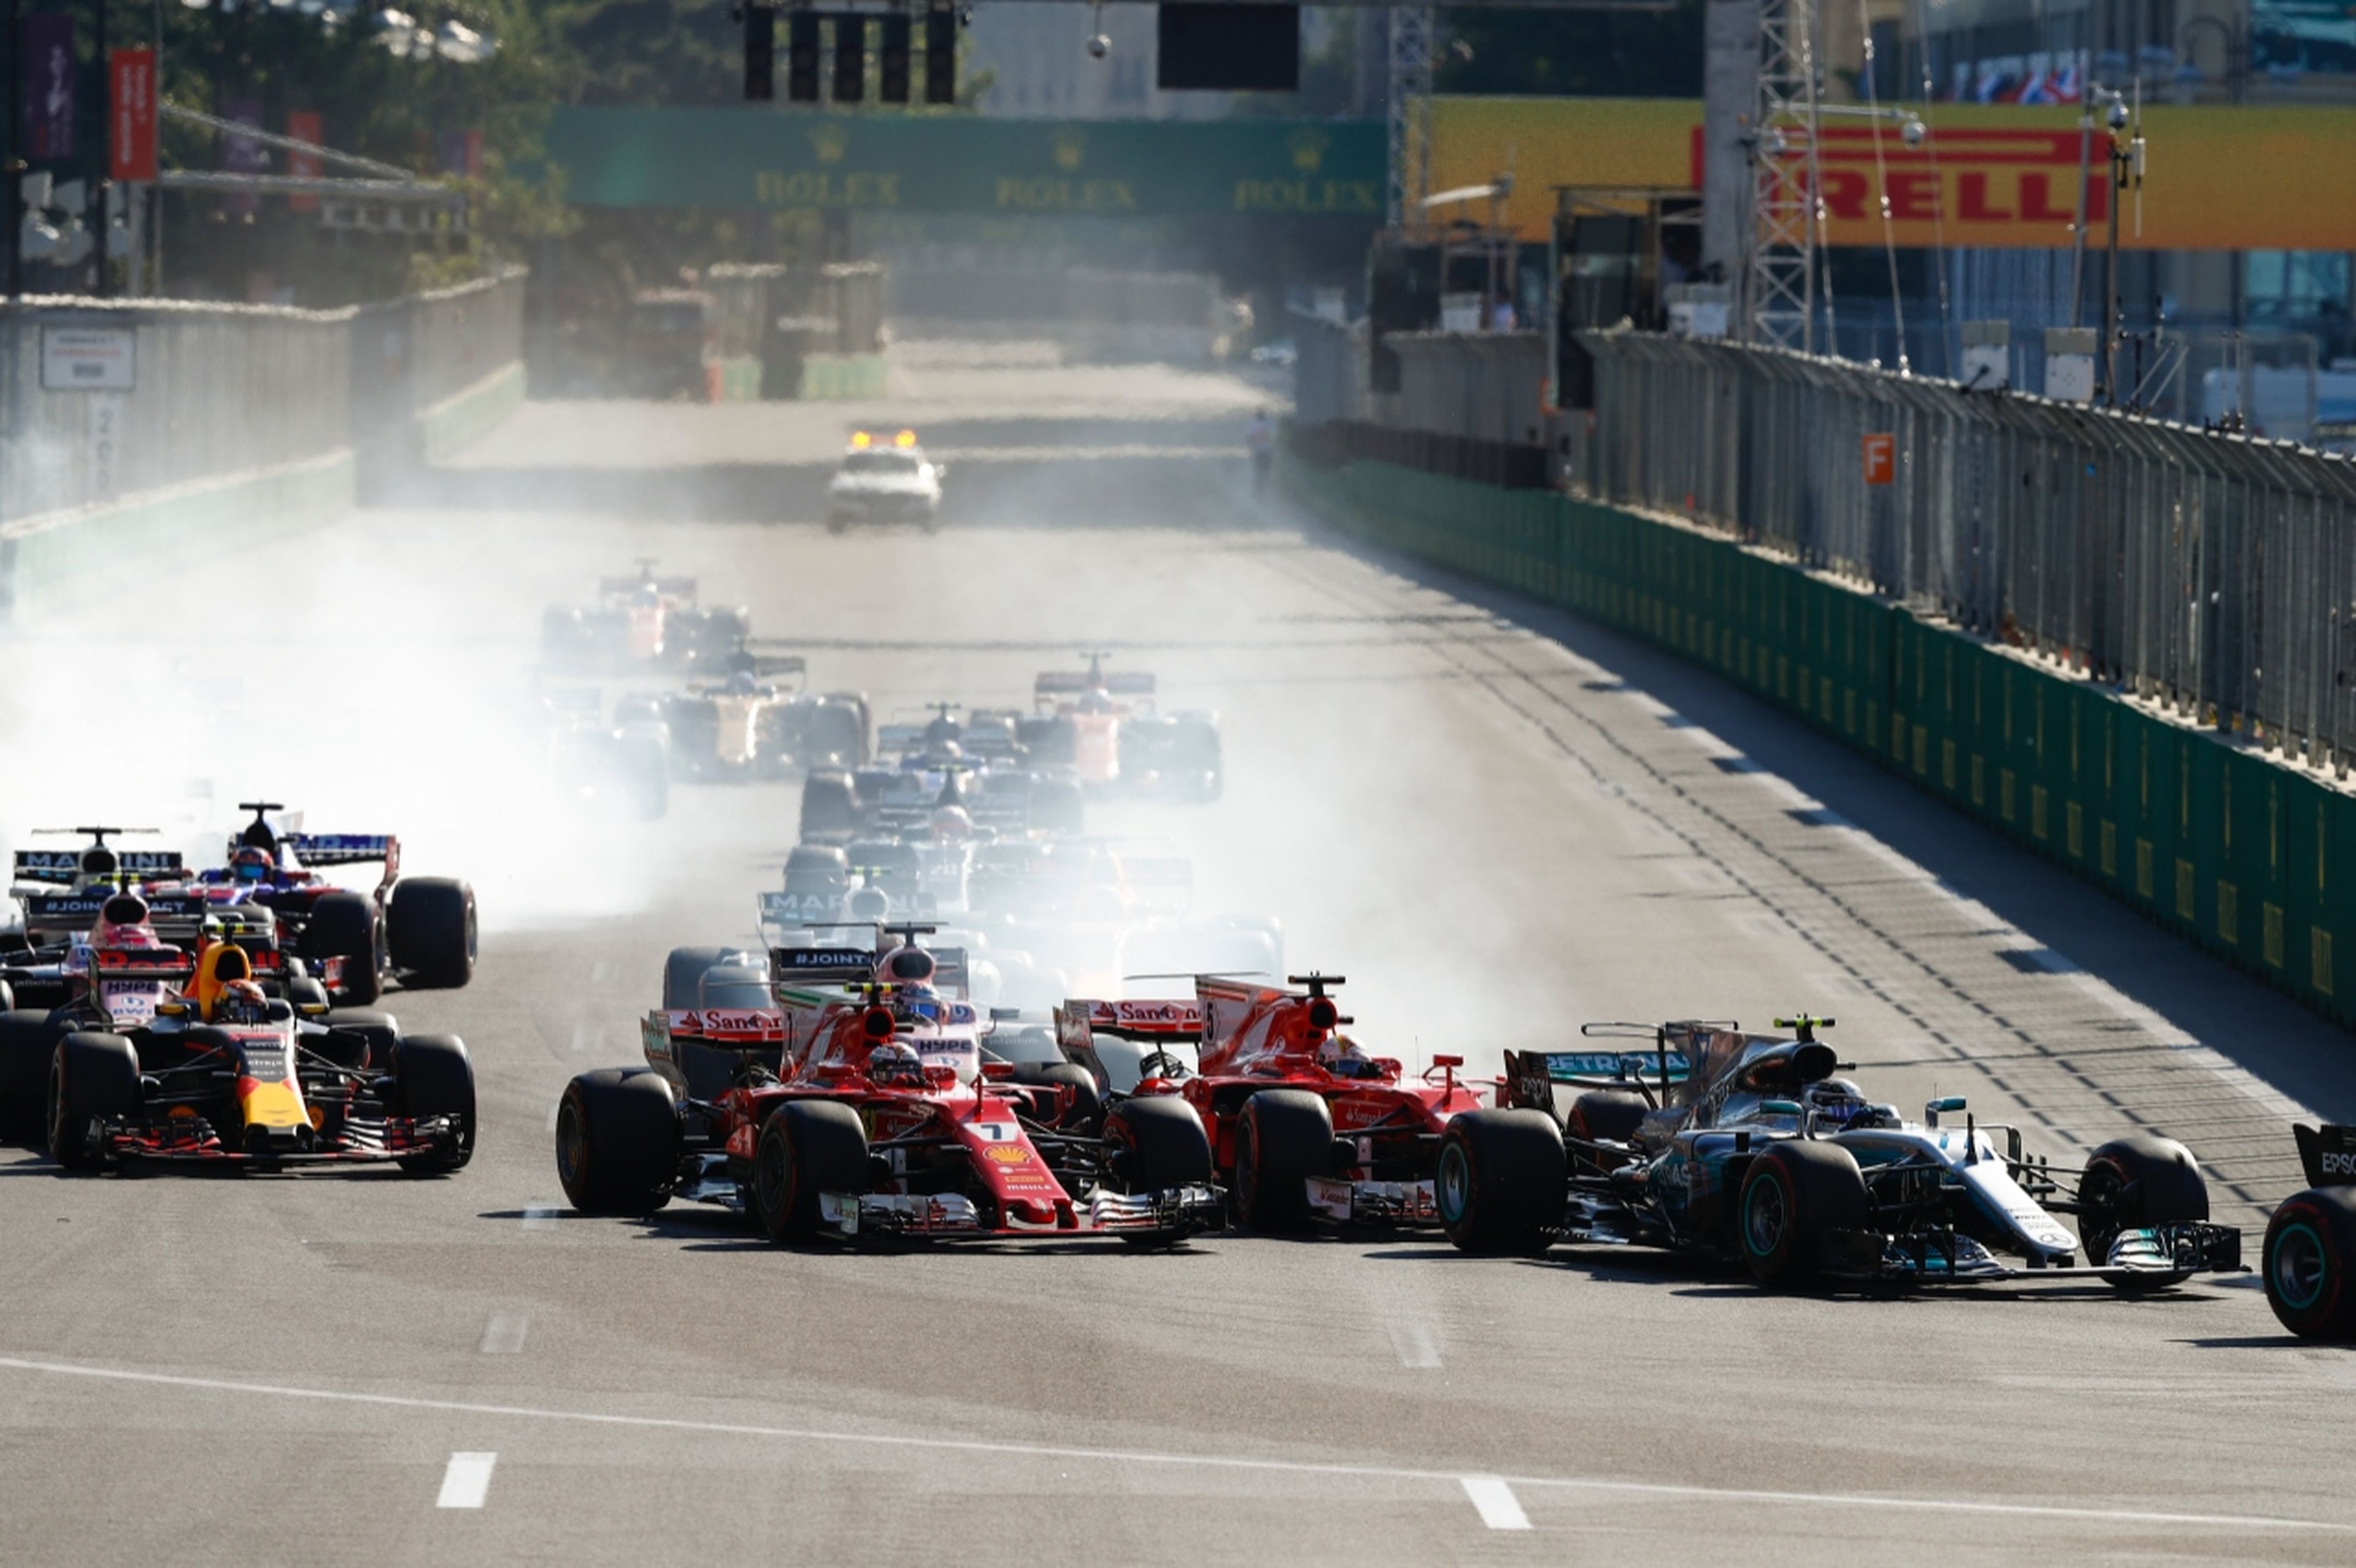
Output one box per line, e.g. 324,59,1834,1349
1571,332,2356,774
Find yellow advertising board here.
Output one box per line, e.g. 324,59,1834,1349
1430,96,2356,252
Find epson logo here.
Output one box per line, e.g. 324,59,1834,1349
2320,1150,2356,1178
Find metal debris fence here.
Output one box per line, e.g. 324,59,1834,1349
1569,331,2356,774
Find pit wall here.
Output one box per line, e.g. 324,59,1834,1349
1280,452,2356,1032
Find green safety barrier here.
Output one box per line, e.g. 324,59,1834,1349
798,353,888,401
1279,448,2356,1031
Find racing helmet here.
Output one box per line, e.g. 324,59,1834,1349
930,805,973,842
882,946,937,986
216,979,271,1025
725,670,759,695
91,893,153,947
866,1040,925,1087
848,886,891,920
231,845,275,884
1802,1077,1876,1130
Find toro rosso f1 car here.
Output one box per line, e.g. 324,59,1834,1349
2263,1123,2356,1339
554,932,1222,1245
0,893,474,1170
1434,1017,2241,1292
1060,974,1487,1231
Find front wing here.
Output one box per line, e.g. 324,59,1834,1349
814,1183,1223,1242
94,1112,464,1167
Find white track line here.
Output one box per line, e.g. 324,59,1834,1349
436,1452,497,1508
1387,1325,1442,1369
0,1354,2339,1534
479,1314,529,1355
1460,1476,1532,1531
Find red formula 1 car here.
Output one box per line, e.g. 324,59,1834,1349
1057,974,1490,1231
553,933,1223,1245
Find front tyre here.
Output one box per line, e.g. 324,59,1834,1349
1232,1090,1331,1232
556,1069,680,1215
2263,1188,2356,1340
1435,1109,1565,1255
48,1032,141,1171
393,1034,475,1174
2077,1132,2209,1278
1737,1139,1871,1288
749,1100,868,1244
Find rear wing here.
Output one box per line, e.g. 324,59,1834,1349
277,833,400,873
91,946,198,983
1055,997,1205,1052
1036,670,1156,700
1498,1048,1694,1116
875,723,937,755
2295,1124,2356,1188
658,1007,787,1045
600,573,696,599
769,945,878,985
13,848,185,885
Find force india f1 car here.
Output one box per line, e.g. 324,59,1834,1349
1031,655,1222,802
553,933,1223,1245
541,561,749,671
1431,1017,2241,1293
0,893,474,1171
1059,974,1487,1231
2263,1123,2356,1339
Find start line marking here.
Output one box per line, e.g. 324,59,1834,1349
437,1452,497,1508
0,1353,2341,1536
1461,1476,1531,1530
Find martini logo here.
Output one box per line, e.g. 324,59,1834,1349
1050,126,1087,171
807,122,850,165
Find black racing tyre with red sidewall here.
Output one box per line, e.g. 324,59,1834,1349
48,1031,141,1172
1434,1109,1566,1255
2077,1132,2209,1274
2263,1188,2356,1340
1738,1139,1871,1288
556,1069,681,1215
1233,1090,1331,1232
0,1009,60,1144
1012,1061,1103,1135
387,878,477,990
750,1099,869,1244
393,1033,475,1174
301,891,384,1005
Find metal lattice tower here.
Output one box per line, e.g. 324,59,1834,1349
1747,0,1821,351
1386,7,1434,229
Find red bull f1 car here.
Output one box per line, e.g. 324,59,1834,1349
553,931,1222,1245
0,893,474,1170
1433,1017,2242,1293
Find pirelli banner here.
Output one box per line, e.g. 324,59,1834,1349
1428,97,2356,252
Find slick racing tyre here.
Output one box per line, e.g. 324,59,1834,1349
393,1034,476,1174
303,891,386,1005
388,878,477,989
662,947,736,1012
1567,1090,1648,1161
1232,1090,1331,1232
2263,1188,2356,1340
0,1010,61,1145
1738,1139,1871,1288
1104,1096,1215,1250
1012,1061,1103,1135
325,1009,402,1074
799,772,861,840
48,1031,140,1172
556,1069,680,1215
1435,1109,1566,1255
750,1100,869,1244
2077,1132,2209,1280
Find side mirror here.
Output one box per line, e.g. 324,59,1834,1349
1925,1095,1966,1128
979,1060,1015,1081
299,1002,329,1017
1761,1099,1803,1118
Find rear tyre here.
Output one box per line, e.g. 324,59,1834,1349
799,771,861,840
2263,1188,2356,1340
388,878,477,989
1012,1061,1103,1134
556,1069,680,1215
302,891,384,1006
393,1034,475,1174
0,1009,60,1144
2078,1132,2209,1277
749,1099,869,1243
1233,1090,1331,1232
662,947,734,1012
1434,1109,1566,1255
1567,1090,1647,1146
1737,1139,1871,1288
48,1031,141,1171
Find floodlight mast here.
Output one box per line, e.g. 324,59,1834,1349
1745,0,1820,352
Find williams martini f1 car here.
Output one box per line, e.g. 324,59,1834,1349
1433,1017,2241,1293
0,893,474,1170
553,931,1222,1245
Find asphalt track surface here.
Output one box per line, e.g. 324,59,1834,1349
4,345,2353,1566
